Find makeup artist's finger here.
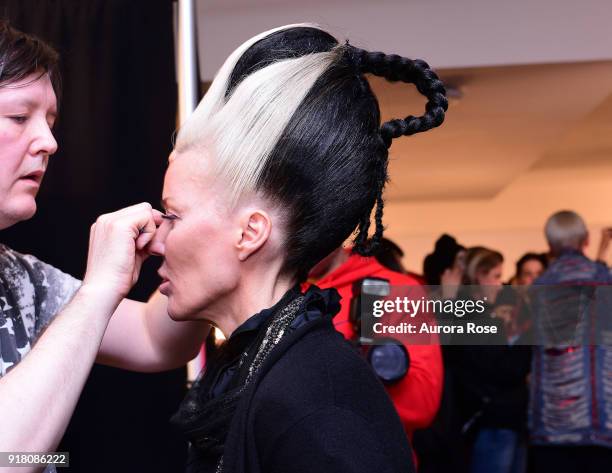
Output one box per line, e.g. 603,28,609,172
110,205,157,250
152,209,164,226
135,210,164,251
121,202,154,222
133,248,150,284
136,218,157,250
110,203,154,238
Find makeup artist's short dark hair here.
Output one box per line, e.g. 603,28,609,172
0,19,60,98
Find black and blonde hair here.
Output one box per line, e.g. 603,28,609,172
176,24,447,281
0,20,60,97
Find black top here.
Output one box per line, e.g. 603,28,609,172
207,288,298,399
175,286,415,473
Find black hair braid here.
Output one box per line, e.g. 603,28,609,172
353,148,389,257
350,47,448,148
349,45,447,257
354,213,371,249
353,191,386,257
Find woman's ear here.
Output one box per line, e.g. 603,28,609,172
236,209,272,261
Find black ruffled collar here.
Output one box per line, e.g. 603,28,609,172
171,284,341,471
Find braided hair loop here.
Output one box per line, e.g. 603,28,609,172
351,48,448,147
349,45,448,257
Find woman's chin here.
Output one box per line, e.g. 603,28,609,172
167,301,200,322
167,304,187,321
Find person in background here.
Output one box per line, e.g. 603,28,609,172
529,210,612,473
463,247,504,302
374,237,407,273
596,226,612,266
502,252,548,345
447,247,530,473
375,237,426,283
411,234,465,473
491,286,523,346
308,245,444,442
423,234,466,300
509,253,547,287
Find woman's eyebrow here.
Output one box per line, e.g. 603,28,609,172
161,198,178,212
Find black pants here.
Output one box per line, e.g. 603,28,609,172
531,445,612,473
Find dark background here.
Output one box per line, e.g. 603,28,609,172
1,0,189,471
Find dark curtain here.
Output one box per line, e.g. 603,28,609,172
0,1,188,471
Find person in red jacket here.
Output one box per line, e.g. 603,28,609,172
307,245,444,438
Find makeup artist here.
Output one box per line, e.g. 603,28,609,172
0,21,208,473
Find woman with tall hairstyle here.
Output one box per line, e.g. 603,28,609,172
147,24,447,473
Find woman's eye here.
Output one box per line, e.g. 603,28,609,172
162,213,178,221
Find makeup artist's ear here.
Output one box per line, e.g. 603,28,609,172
236,209,272,261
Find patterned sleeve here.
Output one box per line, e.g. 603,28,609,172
0,245,81,377
11,247,81,338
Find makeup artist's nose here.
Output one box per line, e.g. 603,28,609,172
30,119,58,158
147,218,170,256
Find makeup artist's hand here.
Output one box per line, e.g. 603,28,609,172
83,203,163,305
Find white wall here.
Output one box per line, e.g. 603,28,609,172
197,0,612,80
385,165,612,278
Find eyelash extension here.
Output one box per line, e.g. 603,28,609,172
161,213,179,221
10,116,28,124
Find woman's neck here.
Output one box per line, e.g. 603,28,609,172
212,272,296,338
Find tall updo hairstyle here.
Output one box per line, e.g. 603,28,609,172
176,24,448,281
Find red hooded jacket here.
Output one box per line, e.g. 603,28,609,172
307,251,443,437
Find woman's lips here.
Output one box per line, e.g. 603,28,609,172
159,280,171,295
158,269,171,295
